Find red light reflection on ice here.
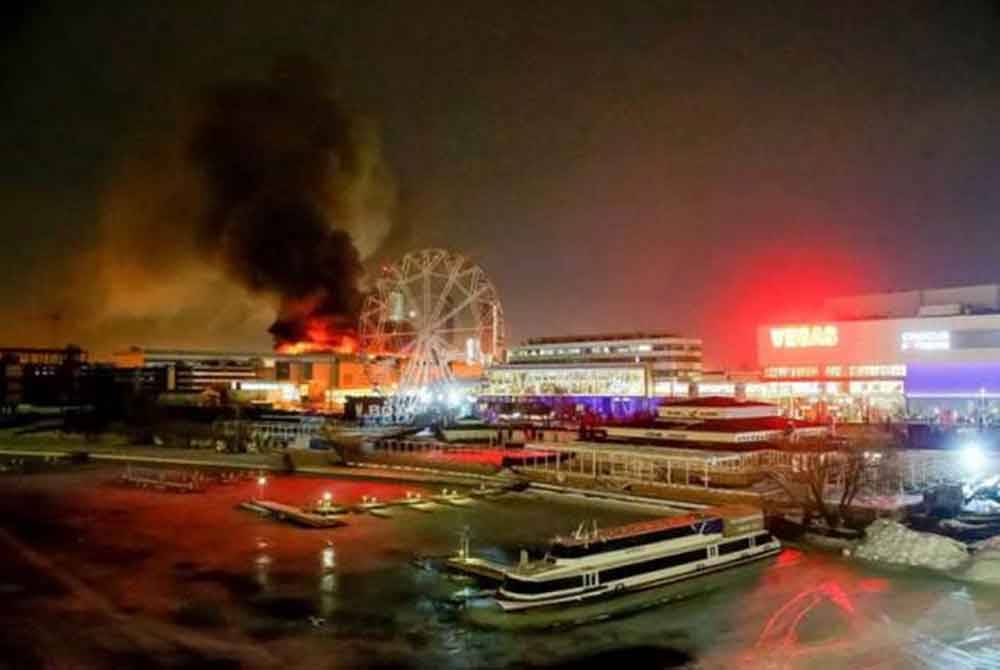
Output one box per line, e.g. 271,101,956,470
775,547,804,567
858,577,889,593
753,580,861,659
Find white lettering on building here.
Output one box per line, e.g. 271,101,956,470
901,330,950,351
770,325,839,348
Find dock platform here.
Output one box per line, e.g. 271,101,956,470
119,465,205,493
444,556,509,583
239,500,347,528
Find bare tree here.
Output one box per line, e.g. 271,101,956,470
767,434,898,530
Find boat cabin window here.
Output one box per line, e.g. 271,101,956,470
598,547,709,583
502,574,584,594
718,537,751,555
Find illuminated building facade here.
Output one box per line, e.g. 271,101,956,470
757,284,1000,422
111,347,399,410
483,332,702,418
507,332,702,382
483,363,652,417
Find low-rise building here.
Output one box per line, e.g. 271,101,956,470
111,347,400,409
584,396,829,448
0,347,88,407
507,331,702,381
482,331,702,419
0,354,23,413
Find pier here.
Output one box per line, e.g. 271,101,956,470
442,528,510,584
239,500,347,528
119,465,206,492
444,555,508,583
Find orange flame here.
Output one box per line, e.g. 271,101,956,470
274,317,358,355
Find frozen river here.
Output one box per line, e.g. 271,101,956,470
0,466,999,669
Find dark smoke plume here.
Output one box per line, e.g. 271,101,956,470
75,57,395,351
188,64,366,344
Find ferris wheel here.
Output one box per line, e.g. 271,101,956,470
358,249,504,402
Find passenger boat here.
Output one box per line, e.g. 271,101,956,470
494,505,780,611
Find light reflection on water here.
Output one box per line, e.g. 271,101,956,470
6,469,1000,669
253,552,272,589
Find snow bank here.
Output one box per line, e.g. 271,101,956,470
853,520,969,571
961,535,1000,585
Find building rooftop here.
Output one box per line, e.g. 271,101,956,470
553,505,761,547
490,362,648,370
521,331,693,346
658,396,773,409
116,346,361,363
822,283,1000,321
653,416,826,433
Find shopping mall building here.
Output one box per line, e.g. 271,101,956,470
756,284,1000,422
483,331,703,418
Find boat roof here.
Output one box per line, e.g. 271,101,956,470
553,505,761,547
658,396,774,408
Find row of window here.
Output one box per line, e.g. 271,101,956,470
510,355,704,365
599,547,709,584
503,546,712,595
718,537,751,555
512,344,702,358
502,574,584,594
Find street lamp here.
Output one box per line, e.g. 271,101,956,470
959,442,987,475
257,474,268,500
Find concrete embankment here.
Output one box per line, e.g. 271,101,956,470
0,441,770,510
527,481,703,511
0,441,516,488
521,469,769,508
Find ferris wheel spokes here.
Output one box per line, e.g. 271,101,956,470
357,249,504,411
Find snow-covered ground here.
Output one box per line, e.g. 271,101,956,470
852,520,969,571
960,535,1000,586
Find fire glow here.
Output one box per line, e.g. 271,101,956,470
274,317,359,355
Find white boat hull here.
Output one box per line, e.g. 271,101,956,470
496,539,780,612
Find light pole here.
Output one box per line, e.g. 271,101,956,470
257,474,268,501
980,387,987,427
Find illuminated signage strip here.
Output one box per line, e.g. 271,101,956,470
770,325,838,348
764,366,820,379
846,364,907,378
901,331,950,351
484,366,647,397
764,364,906,379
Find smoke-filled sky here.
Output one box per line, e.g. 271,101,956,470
3,1,1000,367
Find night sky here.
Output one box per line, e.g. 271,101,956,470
3,1,1000,367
